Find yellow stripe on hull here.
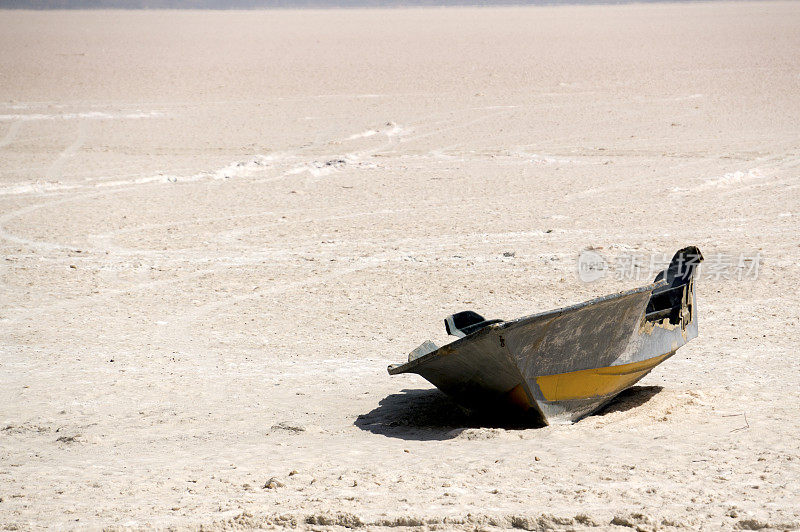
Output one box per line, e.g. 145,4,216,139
535,352,672,402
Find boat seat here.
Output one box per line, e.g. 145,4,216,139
444,310,503,338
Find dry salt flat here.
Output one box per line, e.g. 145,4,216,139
1,2,799,530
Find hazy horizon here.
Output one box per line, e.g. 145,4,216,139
0,0,736,9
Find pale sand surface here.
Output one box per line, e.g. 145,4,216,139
1,3,800,529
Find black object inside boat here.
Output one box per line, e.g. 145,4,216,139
444,311,503,338
645,246,703,324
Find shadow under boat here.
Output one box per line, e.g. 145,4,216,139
386,246,703,426
355,386,664,441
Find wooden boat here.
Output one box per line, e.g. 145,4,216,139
388,247,703,425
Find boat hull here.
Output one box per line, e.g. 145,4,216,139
389,267,699,425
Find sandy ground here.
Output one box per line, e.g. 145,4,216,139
1,2,799,530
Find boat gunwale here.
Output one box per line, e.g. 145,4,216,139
498,279,666,331
388,279,667,375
